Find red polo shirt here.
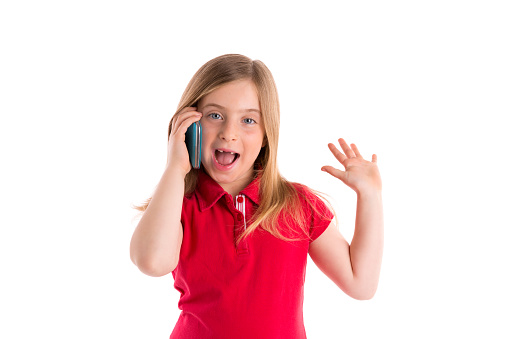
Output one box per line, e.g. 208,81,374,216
170,169,333,338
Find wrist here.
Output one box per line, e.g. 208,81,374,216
163,164,188,181
356,188,382,199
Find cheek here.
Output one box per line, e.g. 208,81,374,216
200,126,215,146
243,131,266,150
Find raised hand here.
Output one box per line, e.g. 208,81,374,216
321,138,382,195
166,107,202,176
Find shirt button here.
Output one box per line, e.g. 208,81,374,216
237,196,244,203
236,214,243,221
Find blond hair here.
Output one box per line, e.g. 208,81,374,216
133,54,333,244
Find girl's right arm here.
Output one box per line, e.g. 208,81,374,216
129,107,202,277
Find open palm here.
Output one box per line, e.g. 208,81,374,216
321,138,382,194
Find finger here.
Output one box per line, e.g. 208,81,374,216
321,165,346,181
170,112,201,142
173,107,197,124
338,138,356,158
173,110,201,132
350,143,364,159
328,143,347,164
175,112,202,135
372,154,377,163
172,107,198,129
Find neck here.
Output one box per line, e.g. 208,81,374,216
219,173,255,197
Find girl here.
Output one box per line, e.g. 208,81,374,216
130,54,383,338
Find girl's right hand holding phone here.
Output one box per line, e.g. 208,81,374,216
131,107,200,276
166,107,202,177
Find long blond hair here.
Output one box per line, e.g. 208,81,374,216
133,54,333,244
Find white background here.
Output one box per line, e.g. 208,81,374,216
1,1,508,338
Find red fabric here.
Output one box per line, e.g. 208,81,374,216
170,169,333,338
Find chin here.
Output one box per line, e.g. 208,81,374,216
202,161,254,188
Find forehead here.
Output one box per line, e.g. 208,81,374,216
200,80,260,112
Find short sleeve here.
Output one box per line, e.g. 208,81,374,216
295,184,334,242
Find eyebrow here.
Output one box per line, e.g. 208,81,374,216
201,103,260,114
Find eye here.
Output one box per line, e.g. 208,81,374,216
208,112,222,120
243,118,256,124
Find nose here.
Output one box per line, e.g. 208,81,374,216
219,120,238,142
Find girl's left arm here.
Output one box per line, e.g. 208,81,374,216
309,138,383,300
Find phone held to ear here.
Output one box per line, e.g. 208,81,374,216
185,121,202,169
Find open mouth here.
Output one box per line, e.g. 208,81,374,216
214,149,240,166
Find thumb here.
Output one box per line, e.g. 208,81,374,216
321,166,345,181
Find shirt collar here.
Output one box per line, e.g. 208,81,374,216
195,168,261,211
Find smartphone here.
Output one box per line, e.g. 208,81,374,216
185,121,202,169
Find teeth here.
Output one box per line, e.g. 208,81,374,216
217,150,235,154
